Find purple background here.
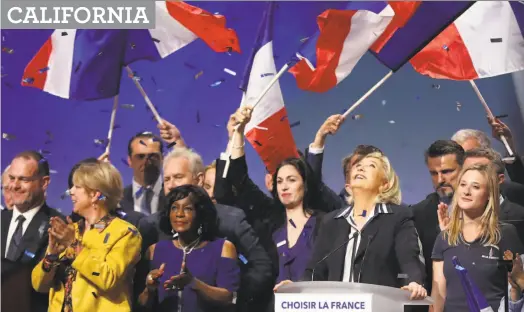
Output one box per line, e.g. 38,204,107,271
2,2,523,214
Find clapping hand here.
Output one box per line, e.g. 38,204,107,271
164,262,194,291
146,263,165,291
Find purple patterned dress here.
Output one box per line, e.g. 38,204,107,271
151,238,240,312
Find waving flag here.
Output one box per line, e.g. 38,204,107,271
21,30,128,100
240,2,299,173
290,1,474,92
452,257,494,312
410,2,524,80
125,1,241,64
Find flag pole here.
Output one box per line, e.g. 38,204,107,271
341,70,393,119
104,95,119,155
125,66,163,124
469,80,514,157
222,63,291,178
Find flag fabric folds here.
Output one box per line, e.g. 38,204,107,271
410,1,524,80
289,1,474,92
452,256,495,312
240,2,299,173
124,1,241,64
22,1,241,101
21,30,128,100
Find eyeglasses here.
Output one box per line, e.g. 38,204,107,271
132,153,162,161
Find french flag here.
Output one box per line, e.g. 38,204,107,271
21,2,240,101
289,1,474,92
124,1,241,64
410,1,524,80
239,2,299,173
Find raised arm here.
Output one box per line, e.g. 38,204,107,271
488,116,524,184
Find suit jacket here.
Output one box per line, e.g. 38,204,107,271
120,184,166,214
500,198,524,245
304,204,425,288
1,204,64,312
138,203,274,306
506,154,524,185
501,180,524,207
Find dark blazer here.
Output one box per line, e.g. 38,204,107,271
411,193,440,293
120,184,166,213
506,154,524,185
304,204,425,288
500,198,524,245
1,204,64,312
501,180,524,207
137,203,274,306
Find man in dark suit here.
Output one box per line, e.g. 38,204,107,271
412,140,465,299
120,131,169,215
138,146,274,312
1,151,63,312
463,147,524,244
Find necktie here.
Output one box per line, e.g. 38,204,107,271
7,215,26,261
143,188,154,215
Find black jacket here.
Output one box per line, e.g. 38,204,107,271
1,204,64,312
304,204,425,288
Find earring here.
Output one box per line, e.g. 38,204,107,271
197,225,202,236
171,229,178,238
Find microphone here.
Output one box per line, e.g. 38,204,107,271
357,234,375,283
311,232,358,281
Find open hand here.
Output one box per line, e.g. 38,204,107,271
437,203,450,231
146,263,165,291
164,262,193,291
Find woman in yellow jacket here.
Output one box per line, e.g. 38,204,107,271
31,161,142,312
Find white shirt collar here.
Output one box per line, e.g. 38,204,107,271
132,176,163,199
499,194,505,205
12,203,43,224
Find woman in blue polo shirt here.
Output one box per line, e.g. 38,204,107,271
432,164,524,312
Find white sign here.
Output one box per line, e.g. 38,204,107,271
275,293,372,312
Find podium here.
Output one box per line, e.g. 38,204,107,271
275,281,434,312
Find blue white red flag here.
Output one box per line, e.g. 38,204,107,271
289,1,473,92
411,1,524,80
239,2,299,173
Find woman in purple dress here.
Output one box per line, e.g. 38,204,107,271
137,185,240,312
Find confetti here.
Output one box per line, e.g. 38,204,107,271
381,100,387,106
45,130,53,139
49,169,58,174
60,189,70,200
254,140,263,146
39,67,49,74
290,121,301,128
74,62,82,73
490,38,502,43
97,51,104,56
224,68,236,76
261,73,274,78
94,139,108,147
432,84,440,90
120,104,135,110
139,140,147,146
39,149,51,155
113,124,121,130
442,45,449,51
22,77,34,84
214,11,220,14
456,101,462,111
196,110,201,123
2,133,15,140
2,47,14,54
210,79,225,87
195,71,203,79
61,31,68,36
152,38,160,43
121,158,129,167
184,62,197,70
280,115,288,121
151,76,157,86
352,114,362,120
254,126,268,131
388,120,396,124
130,43,136,49
495,114,508,119
300,37,309,43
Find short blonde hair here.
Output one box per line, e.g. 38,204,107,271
347,152,401,205
445,163,500,246
205,160,217,174
72,162,123,211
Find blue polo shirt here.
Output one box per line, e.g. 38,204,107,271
432,223,524,312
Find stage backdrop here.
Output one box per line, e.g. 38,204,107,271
1,2,522,214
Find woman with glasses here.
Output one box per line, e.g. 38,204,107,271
138,185,240,312
31,161,142,312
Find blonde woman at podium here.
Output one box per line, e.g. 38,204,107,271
275,151,428,300
431,164,524,312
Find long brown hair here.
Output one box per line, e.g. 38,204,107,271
445,163,500,246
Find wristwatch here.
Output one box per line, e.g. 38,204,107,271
45,253,59,262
